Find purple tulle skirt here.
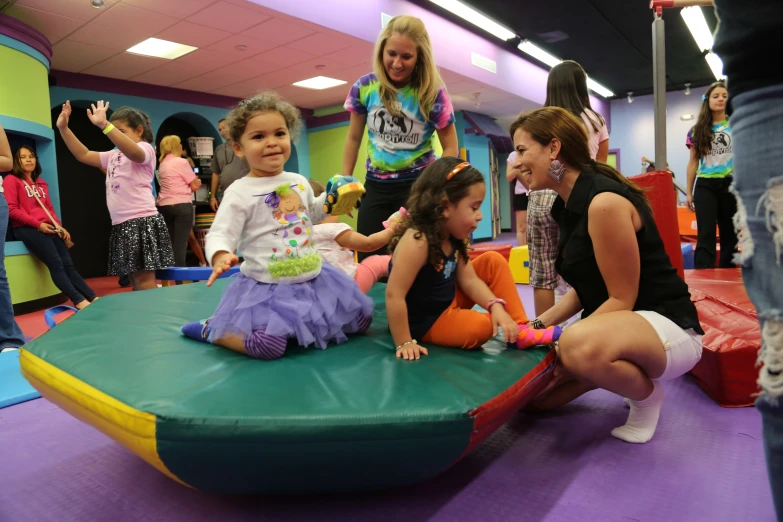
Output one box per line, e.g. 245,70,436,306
207,262,374,349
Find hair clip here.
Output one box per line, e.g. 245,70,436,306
446,161,471,180
702,94,707,101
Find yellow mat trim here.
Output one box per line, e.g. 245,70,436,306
19,349,189,487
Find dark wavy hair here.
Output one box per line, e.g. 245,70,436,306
691,81,728,160
227,90,303,144
12,146,42,181
390,156,485,266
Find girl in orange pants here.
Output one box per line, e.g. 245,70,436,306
386,158,562,360
421,251,528,349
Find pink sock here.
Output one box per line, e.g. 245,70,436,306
516,323,562,349
354,255,391,293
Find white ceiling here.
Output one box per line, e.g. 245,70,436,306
5,0,537,120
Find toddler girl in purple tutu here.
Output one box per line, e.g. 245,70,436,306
181,92,373,360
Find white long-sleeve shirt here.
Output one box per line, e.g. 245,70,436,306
206,172,327,284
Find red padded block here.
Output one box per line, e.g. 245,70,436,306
468,243,513,262
686,269,761,407
630,171,684,279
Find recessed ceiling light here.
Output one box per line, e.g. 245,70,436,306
293,76,347,90
126,38,197,60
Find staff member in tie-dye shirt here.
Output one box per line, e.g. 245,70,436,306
686,81,737,269
343,15,458,261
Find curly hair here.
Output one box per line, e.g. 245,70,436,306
227,90,303,144
390,156,484,266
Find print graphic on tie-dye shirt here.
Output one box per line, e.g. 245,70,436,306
686,120,734,179
344,73,455,182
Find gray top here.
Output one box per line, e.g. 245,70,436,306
210,142,250,194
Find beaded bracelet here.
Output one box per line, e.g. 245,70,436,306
395,339,418,351
486,298,506,310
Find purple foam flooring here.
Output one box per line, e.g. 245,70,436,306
0,375,773,522
0,282,774,521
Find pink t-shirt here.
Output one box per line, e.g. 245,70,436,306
99,142,158,225
157,154,196,207
506,150,528,194
507,151,528,195
581,111,609,161
313,222,357,278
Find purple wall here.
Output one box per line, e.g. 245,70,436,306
0,13,52,63
249,0,612,116
609,89,702,185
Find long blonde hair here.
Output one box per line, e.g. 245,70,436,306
158,135,181,162
373,15,444,121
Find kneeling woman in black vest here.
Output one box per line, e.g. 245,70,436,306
510,107,703,444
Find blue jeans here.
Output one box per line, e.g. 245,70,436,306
731,83,783,520
0,194,25,349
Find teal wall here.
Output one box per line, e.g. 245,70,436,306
49,86,311,179
455,112,493,240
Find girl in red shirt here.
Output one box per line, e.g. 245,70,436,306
5,146,96,309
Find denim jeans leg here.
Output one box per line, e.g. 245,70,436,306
730,83,783,521
0,194,26,348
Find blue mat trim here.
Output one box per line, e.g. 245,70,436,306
156,265,240,281
0,351,40,409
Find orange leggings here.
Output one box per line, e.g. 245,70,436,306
421,251,529,349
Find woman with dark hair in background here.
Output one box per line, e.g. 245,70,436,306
510,60,609,319
685,81,737,269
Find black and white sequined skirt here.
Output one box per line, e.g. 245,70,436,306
108,213,174,276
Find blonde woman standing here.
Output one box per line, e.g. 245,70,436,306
157,135,201,267
343,15,458,260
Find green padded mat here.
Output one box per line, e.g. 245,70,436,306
24,281,552,493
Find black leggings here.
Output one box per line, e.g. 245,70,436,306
14,226,96,306
693,176,738,268
158,203,194,267
356,178,414,261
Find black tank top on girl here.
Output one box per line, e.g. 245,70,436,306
552,169,704,334
389,237,461,339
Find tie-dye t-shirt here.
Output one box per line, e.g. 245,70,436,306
344,73,455,182
686,120,734,178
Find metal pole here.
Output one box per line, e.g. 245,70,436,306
652,13,667,172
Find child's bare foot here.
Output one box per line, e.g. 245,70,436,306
75,300,91,310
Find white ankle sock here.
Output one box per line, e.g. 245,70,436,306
612,381,664,443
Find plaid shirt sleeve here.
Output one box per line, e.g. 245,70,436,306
526,190,560,290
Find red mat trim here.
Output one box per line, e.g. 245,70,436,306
459,349,556,458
